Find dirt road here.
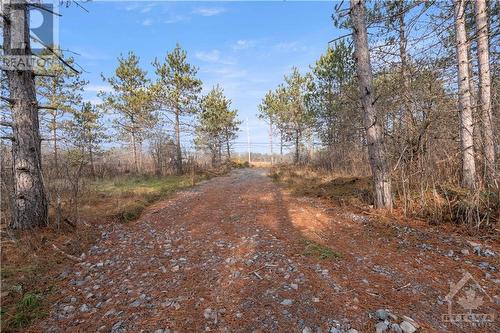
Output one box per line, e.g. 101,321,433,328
34,169,499,332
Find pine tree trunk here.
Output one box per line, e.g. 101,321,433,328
454,0,477,190
398,4,414,132
474,0,496,188
269,119,274,165
350,0,393,209
89,145,96,179
175,110,182,174
218,143,222,164
294,130,300,164
138,140,143,173
131,131,138,173
3,0,49,229
52,114,58,171
280,133,283,157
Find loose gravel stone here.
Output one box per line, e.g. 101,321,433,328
400,321,416,333
376,321,388,333
374,309,389,321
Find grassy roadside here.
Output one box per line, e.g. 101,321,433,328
0,170,224,332
83,173,209,223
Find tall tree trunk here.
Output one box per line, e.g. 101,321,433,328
474,0,496,187
138,140,143,173
397,3,414,132
131,131,138,173
226,138,231,160
218,142,222,164
175,109,182,174
211,148,217,168
269,118,274,165
294,129,300,164
350,0,393,209
52,112,62,228
52,113,58,171
280,132,283,158
3,0,48,229
454,0,477,190
89,145,96,179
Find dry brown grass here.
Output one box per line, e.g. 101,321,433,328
270,164,373,207
1,224,99,332
270,164,499,237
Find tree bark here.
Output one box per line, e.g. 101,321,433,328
474,0,496,188
350,0,393,209
52,113,58,171
280,132,283,157
218,142,222,164
454,0,477,190
3,0,49,229
397,3,414,132
175,109,182,174
294,130,300,164
269,118,274,165
89,145,96,179
138,140,143,173
131,131,138,173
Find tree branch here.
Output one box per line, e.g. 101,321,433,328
33,72,58,78
38,105,58,110
328,33,352,44
30,35,81,74
0,96,15,104
28,3,62,17
1,13,10,24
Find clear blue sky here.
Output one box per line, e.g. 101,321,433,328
58,1,342,153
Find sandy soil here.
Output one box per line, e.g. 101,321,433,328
32,169,499,333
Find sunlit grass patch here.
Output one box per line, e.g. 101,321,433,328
6,292,47,330
85,174,205,222
302,239,342,260
94,175,190,194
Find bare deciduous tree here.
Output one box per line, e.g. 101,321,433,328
474,0,496,188
454,0,476,190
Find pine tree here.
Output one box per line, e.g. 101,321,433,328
196,85,240,166
308,42,356,149
100,51,156,173
350,0,393,209
258,91,279,163
66,102,107,178
2,0,48,229
152,44,202,174
281,67,313,164
37,49,87,172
